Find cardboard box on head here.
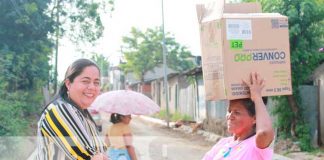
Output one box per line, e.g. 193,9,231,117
197,2,292,100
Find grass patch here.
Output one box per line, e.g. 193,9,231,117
153,109,193,122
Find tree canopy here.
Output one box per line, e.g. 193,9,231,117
0,0,54,92
0,0,54,138
50,0,114,93
120,27,195,82
91,53,110,77
50,0,114,45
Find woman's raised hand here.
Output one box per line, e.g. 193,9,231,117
243,72,265,102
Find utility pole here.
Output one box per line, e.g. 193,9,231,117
161,0,170,128
54,0,61,94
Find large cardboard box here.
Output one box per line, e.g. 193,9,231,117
197,2,292,100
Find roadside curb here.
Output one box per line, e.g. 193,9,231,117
138,115,175,126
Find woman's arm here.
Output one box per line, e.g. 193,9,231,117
123,133,137,160
104,133,111,147
244,72,274,149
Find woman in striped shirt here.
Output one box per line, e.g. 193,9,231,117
35,59,108,160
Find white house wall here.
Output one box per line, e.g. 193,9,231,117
179,86,192,117
149,70,208,122
196,78,206,122
167,76,179,113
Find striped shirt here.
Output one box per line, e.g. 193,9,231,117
35,98,107,160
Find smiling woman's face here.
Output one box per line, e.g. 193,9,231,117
65,66,100,109
226,100,256,135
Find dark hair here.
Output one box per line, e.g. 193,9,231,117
230,97,268,117
59,58,100,99
110,113,123,124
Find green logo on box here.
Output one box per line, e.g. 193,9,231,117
230,40,243,50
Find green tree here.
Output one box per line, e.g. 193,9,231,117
0,1,54,92
243,0,324,150
120,27,195,82
51,0,114,93
0,0,54,139
50,0,114,46
91,53,110,77
91,53,110,91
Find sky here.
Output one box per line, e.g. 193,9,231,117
57,0,202,80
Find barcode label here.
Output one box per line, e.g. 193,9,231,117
271,19,279,28
226,19,252,40
228,24,239,28
242,30,251,35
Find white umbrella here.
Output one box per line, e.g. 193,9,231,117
90,90,160,115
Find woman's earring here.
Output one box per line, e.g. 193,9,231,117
67,91,70,98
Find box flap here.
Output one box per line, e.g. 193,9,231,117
196,1,225,23
224,2,262,13
197,2,262,23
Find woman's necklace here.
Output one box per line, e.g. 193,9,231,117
223,140,244,158
223,133,255,158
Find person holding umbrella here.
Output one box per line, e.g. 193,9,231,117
35,59,108,160
90,90,161,160
105,113,137,160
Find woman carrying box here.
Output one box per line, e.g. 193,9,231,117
202,72,274,160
